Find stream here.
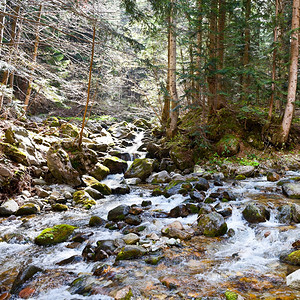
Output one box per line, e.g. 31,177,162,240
0,130,300,299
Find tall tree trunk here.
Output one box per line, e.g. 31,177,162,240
78,24,96,147
268,0,280,120
217,0,226,109
166,0,179,138
241,0,250,102
0,0,7,53
195,0,204,110
277,0,299,144
207,0,218,114
24,4,43,112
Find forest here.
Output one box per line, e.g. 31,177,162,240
0,0,300,299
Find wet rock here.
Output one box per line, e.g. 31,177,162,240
198,212,227,237
222,191,236,201
112,286,133,300
92,263,110,276
235,174,246,180
34,224,76,246
52,203,68,211
0,293,10,300
46,143,81,186
277,205,292,223
111,184,130,195
123,233,140,245
89,216,105,227
73,190,96,209
0,142,28,166
242,203,270,223
161,221,192,240
103,156,128,174
0,200,19,216
185,203,200,214
18,287,35,299
216,134,240,157
128,206,143,215
194,178,209,191
56,255,83,266
72,232,93,243
169,205,189,218
145,255,163,265
35,187,50,198
141,200,152,207
116,245,146,260
68,275,97,295
198,204,215,215
125,158,154,181
169,146,194,171
236,166,255,177
267,171,280,182
126,178,142,185
218,207,232,218
292,204,300,223
282,183,300,199
125,214,142,225
89,162,110,181
82,175,111,195
10,265,43,294
146,171,171,184
94,249,109,261
286,269,300,290
108,205,130,222
189,190,205,202
160,276,180,290
16,203,40,216
280,250,300,265
225,290,244,300
85,186,104,200
159,158,176,173
96,240,117,255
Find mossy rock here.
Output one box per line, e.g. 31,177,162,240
103,156,128,174
197,212,227,237
0,142,28,166
169,146,194,171
225,290,239,300
216,134,240,157
35,224,76,246
235,175,246,180
82,175,111,195
73,190,96,209
89,216,105,227
45,116,60,127
52,203,68,212
60,123,79,138
16,203,40,216
242,203,270,223
116,245,146,261
89,163,110,181
125,158,154,181
281,250,300,266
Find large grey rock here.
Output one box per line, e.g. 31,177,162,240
236,166,255,177
47,143,81,186
125,158,154,181
116,245,146,260
0,199,19,216
242,203,270,223
122,233,140,245
287,269,300,290
107,205,130,222
197,212,227,237
146,171,171,184
282,183,300,199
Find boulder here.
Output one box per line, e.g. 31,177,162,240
194,178,210,191
236,166,255,177
277,205,292,223
125,215,142,225
197,212,227,237
84,187,104,200
267,172,280,182
89,162,110,181
111,184,130,195
123,233,140,245
73,190,96,209
292,204,300,223
103,156,128,174
286,269,300,290
89,216,105,227
146,171,172,184
0,200,19,216
47,143,81,186
280,250,300,266
216,134,240,157
112,286,133,300
116,245,146,260
52,203,68,211
34,224,76,246
60,123,79,138
0,142,28,166
169,146,194,171
16,203,40,216
125,158,154,181
282,183,300,199
242,203,270,223
82,175,111,195
169,205,189,218
107,205,130,222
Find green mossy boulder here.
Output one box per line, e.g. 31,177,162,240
0,142,28,166
16,203,40,216
60,123,79,138
242,203,270,223
282,183,300,199
281,250,300,266
197,212,227,237
89,216,105,227
89,162,110,181
73,190,96,209
35,224,76,246
82,175,111,195
125,158,154,181
103,156,128,174
235,175,246,180
216,134,240,157
169,146,194,171
225,290,239,300
116,245,146,261
52,203,68,211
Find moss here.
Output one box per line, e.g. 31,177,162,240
0,142,28,166
73,190,97,207
34,224,76,246
286,250,300,265
52,203,68,211
225,290,238,300
235,175,246,180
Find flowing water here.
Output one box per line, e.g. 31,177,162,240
1,132,300,299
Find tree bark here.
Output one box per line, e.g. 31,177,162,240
217,0,226,109
24,4,43,112
78,24,96,147
166,0,179,138
207,0,218,114
278,0,299,144
0,0,7,53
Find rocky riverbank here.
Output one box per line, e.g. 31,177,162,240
0,116,300,299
